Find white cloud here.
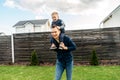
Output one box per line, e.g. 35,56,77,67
3,0,120,31
4,0,120,18
3,0,15,8
3,0,105,15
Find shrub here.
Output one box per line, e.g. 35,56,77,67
90,49,99,66
30,50,39,66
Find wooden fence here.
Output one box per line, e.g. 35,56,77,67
0,27,120,65
0,35,11,64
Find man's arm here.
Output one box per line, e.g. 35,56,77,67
67,37,76,51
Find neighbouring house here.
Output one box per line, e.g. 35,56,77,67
13,19,50,33
100,5,120,28
0,32,6,36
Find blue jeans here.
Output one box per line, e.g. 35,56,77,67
55,60,73,80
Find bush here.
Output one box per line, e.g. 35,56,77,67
30,50,39,66
90,49,99,66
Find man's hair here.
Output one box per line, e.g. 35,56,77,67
52,25,57,28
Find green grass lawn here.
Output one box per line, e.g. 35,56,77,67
0,65,120,80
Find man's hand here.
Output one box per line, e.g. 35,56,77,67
60,42,68,50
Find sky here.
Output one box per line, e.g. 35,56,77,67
0,0,120,35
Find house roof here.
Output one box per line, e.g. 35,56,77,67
13,19,49,27
100,5,120,24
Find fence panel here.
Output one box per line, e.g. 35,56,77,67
0,35,11,64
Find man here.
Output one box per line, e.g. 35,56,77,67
50,26,76,80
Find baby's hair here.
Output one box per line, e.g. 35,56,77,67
51,11,59,16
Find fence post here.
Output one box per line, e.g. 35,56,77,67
11,34,15,63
